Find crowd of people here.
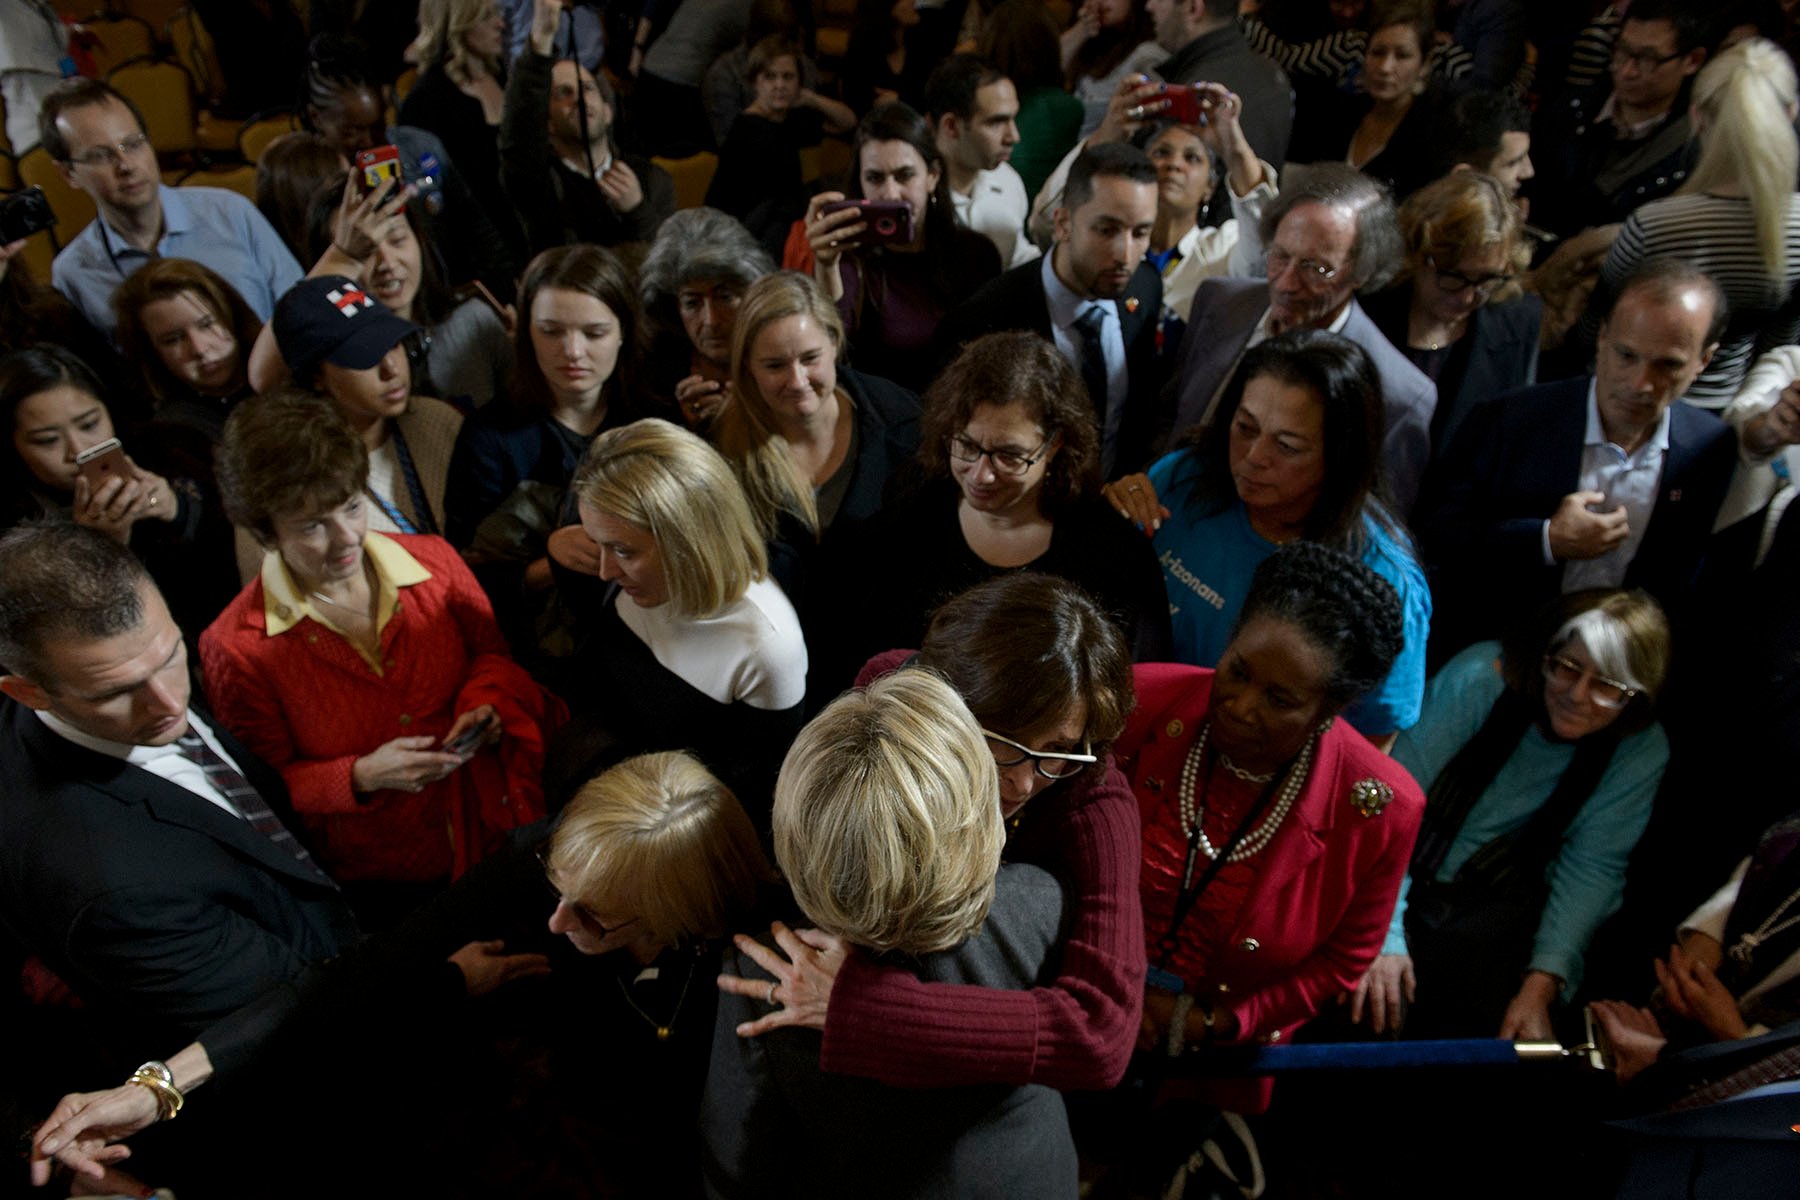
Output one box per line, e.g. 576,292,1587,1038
6,0,1800,1195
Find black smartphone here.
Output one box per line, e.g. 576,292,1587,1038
0,187,56,243
444,714,497,757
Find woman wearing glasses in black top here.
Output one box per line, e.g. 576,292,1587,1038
816,330,1170,693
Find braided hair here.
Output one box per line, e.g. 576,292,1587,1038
299,34,376,130
1235,541,1404,709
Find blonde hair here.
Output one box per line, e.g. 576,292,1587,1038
547,751,773,948
718,271,848,540
416,0,501,81
574,418,767,619
1397,171,1527,294
772,671,1004,955
1686,38,1800,290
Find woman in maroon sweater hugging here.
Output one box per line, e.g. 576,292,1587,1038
717,571,1146,1091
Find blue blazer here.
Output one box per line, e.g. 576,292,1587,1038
1415,376,1736,659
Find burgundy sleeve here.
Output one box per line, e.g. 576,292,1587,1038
818,763,1147,1090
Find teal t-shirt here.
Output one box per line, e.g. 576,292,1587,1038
1147,449,1432,734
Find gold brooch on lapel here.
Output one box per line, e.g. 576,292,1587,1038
1348,778,1393,818
1165,718,1184,738
1125,297,1140,314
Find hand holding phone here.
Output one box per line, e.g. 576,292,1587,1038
443,712,499,758
817,198,914,248
75,438,128,488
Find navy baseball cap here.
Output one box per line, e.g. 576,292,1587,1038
272,275,418,383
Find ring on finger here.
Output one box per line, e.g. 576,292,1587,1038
766,981,779,1006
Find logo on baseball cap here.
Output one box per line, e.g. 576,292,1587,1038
273,275,418,383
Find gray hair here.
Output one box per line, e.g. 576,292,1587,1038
1258,162,1404,293
638,207,776,328
0,523,150,685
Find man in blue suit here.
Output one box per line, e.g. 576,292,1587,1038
1416,259,1736,661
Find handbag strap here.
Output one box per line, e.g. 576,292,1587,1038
1451,727,1622,893
1411,688,1533,881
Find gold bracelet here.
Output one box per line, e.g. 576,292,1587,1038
127,1062,183,1122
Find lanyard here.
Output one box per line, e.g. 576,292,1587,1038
1153,760,1286,973
366,423,438,536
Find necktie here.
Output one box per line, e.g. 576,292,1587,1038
175,732,323,875
1072,304,1110,425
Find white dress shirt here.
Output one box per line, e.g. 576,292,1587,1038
951,163,1041,268
36,708,250,819
1556,381,1670,590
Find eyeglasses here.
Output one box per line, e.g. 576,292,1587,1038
1540,654,1638,710
1429,257,1515,297
1611,44,1684,71
1266,246,1341,287
981,728,1098,780
66,132,152,169
949,433,1054,476
536,848,640,939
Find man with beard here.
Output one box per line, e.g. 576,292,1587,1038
936,144,1162,477
500,0,674,253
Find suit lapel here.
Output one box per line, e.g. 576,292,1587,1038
22,715,337,893
1634,404,1705,565
1022,264,1055,339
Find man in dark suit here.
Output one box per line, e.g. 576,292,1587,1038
0,523,358,1086
1416,259,1736,661
1166,162,1438,513
1529,0,1708,241
935,142,1164,477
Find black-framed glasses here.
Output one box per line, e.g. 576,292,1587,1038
981,728,1098,780
1266,245,1341,287
1611,44,1683,71
1429,257,1515,297
949,433,1054,476
1541,654,1637,710
67,132,152,169
536,847,640,938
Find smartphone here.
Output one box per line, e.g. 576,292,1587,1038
819,198,915,247
74,438,128,487
0,187,56,243
444,714,497,757
354,144,404,197
1126,83,1205,125
459,280,508,323
1160,84,1203,126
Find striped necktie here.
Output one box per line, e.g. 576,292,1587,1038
174,732,322,875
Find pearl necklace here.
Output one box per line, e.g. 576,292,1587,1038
1729,882,1800,966
1177,721,1316,874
